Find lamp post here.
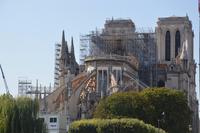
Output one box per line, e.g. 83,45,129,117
157,112,165,129
157,119,160,129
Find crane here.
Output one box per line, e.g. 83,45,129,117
0,65,10,94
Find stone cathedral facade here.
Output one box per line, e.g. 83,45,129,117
156,16,198,133
40,16,199,133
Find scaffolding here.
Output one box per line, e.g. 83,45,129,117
79,19,157,86
54,43,62,88
18,78,32,97
80,34,90,64
18,78,53,99
80,30,156,64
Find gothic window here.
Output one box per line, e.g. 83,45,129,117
111,67,122,86
103,70,108,89
98,70,102,93
97,69,108,95
175,30,181,57
165,31,171,61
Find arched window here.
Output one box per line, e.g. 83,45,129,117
165,31,171,61
175,30,181,57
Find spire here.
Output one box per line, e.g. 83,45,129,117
61,30,69,54
65,41,69,54
180,39,188,60
71,36,74,56
61,30,66,58
60,30,69,66
62,30,65,45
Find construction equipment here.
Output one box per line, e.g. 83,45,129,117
0,65,10,94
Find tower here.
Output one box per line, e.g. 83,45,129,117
156,16,198,133
156,16,193,63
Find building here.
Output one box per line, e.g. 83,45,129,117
40,113,67,133
40,16,199,133
156,16,198,133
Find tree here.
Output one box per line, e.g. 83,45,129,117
0,94,46,133
0,94,14,133
93,88,192,133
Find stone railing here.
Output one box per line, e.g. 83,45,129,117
85,55,139,69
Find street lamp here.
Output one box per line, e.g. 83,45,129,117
157,112,165,129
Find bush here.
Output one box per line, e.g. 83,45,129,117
93,92,139,119
68,118,166,133
93,88,191,133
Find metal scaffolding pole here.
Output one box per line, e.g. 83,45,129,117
198,0,200,115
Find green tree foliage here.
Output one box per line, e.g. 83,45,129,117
0,94,45,133
69,118,166,133
94,88,192,133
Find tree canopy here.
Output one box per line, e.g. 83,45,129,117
93,88,192,133
0,94,45,133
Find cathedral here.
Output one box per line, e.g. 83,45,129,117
40,16,199,133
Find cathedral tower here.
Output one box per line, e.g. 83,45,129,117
156,16,194,63
156,16,198,133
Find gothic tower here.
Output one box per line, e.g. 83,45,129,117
156,16,193,63
156,16,198,133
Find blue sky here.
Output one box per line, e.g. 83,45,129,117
0,0,199,97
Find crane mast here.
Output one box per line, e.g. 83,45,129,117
0,65,9,94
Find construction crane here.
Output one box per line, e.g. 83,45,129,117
0,65,10,94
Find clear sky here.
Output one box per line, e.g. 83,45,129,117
0,0,199,97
